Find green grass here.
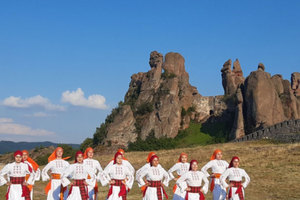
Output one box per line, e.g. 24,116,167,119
176,122,213,147
128,122,218,151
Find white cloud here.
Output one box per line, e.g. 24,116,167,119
0,118,14,123
0,118,55,136
62,88,108,109
2,95,65,111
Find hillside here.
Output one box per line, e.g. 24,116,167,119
1,140,299,200
0,141,80,154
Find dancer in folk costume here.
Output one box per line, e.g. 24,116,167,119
82,147,106,200
42,147,71,200
138,155,170,200
0,150,34,200
220,157,250,200
201,149,229,200
104,149,135,175
103,152,134,200
168,153,190,200
22,150,41,199
135,152,158,192
61,151,95,200
176,160,209,200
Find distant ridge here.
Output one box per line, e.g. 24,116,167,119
0,141,80,154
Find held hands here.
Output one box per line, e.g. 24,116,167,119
109,180,116,185
23,182,28,186
210,173,216,178
6,182,11,186
186,187,191,191
174,177,179,181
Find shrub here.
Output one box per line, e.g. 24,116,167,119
36,153,51,166
161,71,177,80
93,123,107,146
80,138,93,151
136,103,154,115
128,131,176,151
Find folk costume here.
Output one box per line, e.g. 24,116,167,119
168,153,190,200
220,157,250,200
42,147,70,200
201,149,229,200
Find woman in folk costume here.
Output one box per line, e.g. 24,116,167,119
135,152,158,192
0,150,34,200
42,147,71,200
61,151,96,200
201,149,229,200
104,149,135,175
220,157,250,200
138,155,170,200
176,160,209,200
22,150,41,199
82,147,106,200
103,152,134,200
168,153,190,200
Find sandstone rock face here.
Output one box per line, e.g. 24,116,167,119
231,87,245,139
221,59,245,96
244,65,286,133
102,51,203,147
291,72,300,97
105,105,137,148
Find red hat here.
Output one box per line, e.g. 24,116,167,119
114,152,123,164
229,156,240,168
75,151,83,163
14,150,22,157
189,160,198,171
149,155,159,166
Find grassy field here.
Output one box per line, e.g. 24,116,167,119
1,140,300,200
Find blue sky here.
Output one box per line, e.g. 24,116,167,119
0,0,299,143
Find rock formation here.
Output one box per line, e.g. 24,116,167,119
243,64,286,133
222,60,300,136
90,51,300,150
292,72,300,97
96,51,217,149
221,59,245,96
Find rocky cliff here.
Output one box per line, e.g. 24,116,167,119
223,61,300,138
90,51,300,150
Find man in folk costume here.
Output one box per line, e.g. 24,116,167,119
104,149,135,176
22,150,41,200
138,155,170,200
103,152,134,200
61,151,95,200
0,150,34,200
82,147,106,200
220,157,250,200
42,147,70,200
135,152,160,192
201,149,229,200
168,153,190,200
176,160,209,200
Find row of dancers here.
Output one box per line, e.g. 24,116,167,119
0,147,250,200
